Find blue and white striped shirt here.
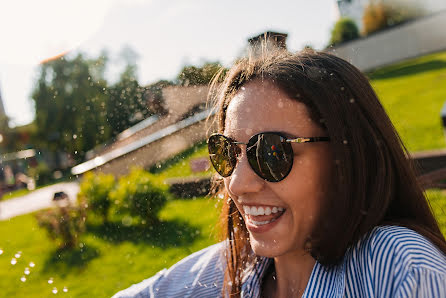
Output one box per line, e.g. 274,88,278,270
114,226,446,297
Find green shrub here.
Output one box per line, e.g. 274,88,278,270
78,172,115,222
362,1,422,36
111,168,168,225
35,201,87,250
330,18,359,46
28,161,52,186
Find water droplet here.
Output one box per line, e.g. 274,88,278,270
0,248,3,255
218,193,224,199
29,262,35,267
241,86,246,90
11,258,17,265
52,287,58,294
20,276,26,282
349,98,355,103
48,278,54,284
343,140,348,144
63,287,68,293
24,268,30,275
340,87,345,91
15,252,21,258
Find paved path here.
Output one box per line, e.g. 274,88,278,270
0,182,80,220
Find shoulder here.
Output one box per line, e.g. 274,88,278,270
365,225,446,273
113,242,226,298
344,225,446,297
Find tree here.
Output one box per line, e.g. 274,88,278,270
106,47,153,136
329,18,360,46
32,53,110,162
177,61,226,86
362,0,424,36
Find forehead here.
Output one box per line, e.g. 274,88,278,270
224,80,320,140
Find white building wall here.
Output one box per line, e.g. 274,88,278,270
336,0,446,32
328,10,446,71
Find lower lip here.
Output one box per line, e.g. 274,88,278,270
245,212,285,233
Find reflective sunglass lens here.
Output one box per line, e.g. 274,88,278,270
208,135,236,177
247,133,293,182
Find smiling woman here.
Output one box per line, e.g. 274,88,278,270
113,50,446,298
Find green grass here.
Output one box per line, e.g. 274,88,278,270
369,51,446,152
149,141,214,181
0,198,220,297
1,188,31,201
426,189,446,236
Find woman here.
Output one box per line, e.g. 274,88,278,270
114,50,446,297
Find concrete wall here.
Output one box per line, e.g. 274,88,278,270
95,118,217,177
163,85,209,118
328,10,446,71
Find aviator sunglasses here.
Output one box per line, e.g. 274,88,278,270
208,132,330,182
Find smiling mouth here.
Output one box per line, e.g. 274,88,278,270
243,205,286,226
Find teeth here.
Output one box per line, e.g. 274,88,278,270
257,207,264,216
250,217,278,226
265,207,271,215
243,205,284,215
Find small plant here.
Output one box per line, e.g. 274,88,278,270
78,172,115,223
330,18,360,46
28,161,52,186
35,201,87,250
110,168,168,226
362,0,422,36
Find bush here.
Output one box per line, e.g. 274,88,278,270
329,18,360,46
28,161,52,186
110,168,168,225
35,201,87,250
362,1,422,36
78,172,115,223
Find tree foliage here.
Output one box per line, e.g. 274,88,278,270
362,0,423,36
32,53,110,162
177,62,226,86
330,18,360,46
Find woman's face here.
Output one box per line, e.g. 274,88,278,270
223,80,334,258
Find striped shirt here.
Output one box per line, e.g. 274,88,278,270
113,226,446,297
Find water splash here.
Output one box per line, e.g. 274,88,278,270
29,262,35,268
24,268,30,275
20,276,26,282
63,287,68,293
52,288,58,294
11,258,17,265
0,248,3,255
48,278,54,284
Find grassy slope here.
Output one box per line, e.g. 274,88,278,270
369,51,446,152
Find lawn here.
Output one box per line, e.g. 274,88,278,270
0,198,220,297
369,51,446,152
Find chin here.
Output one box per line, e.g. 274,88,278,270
249,237,288,258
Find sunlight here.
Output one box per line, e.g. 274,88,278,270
0,0,111,65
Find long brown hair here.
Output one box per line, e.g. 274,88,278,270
208,49,446,296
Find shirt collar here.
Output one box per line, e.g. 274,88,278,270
240,257,346,298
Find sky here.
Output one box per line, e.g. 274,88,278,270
0,0,339,127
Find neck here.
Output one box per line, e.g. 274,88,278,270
267,250,316,298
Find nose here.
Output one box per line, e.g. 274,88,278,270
226,151,264,198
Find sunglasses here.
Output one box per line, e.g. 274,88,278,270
208,132,330,182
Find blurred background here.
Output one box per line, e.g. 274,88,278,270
1,0,446,296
